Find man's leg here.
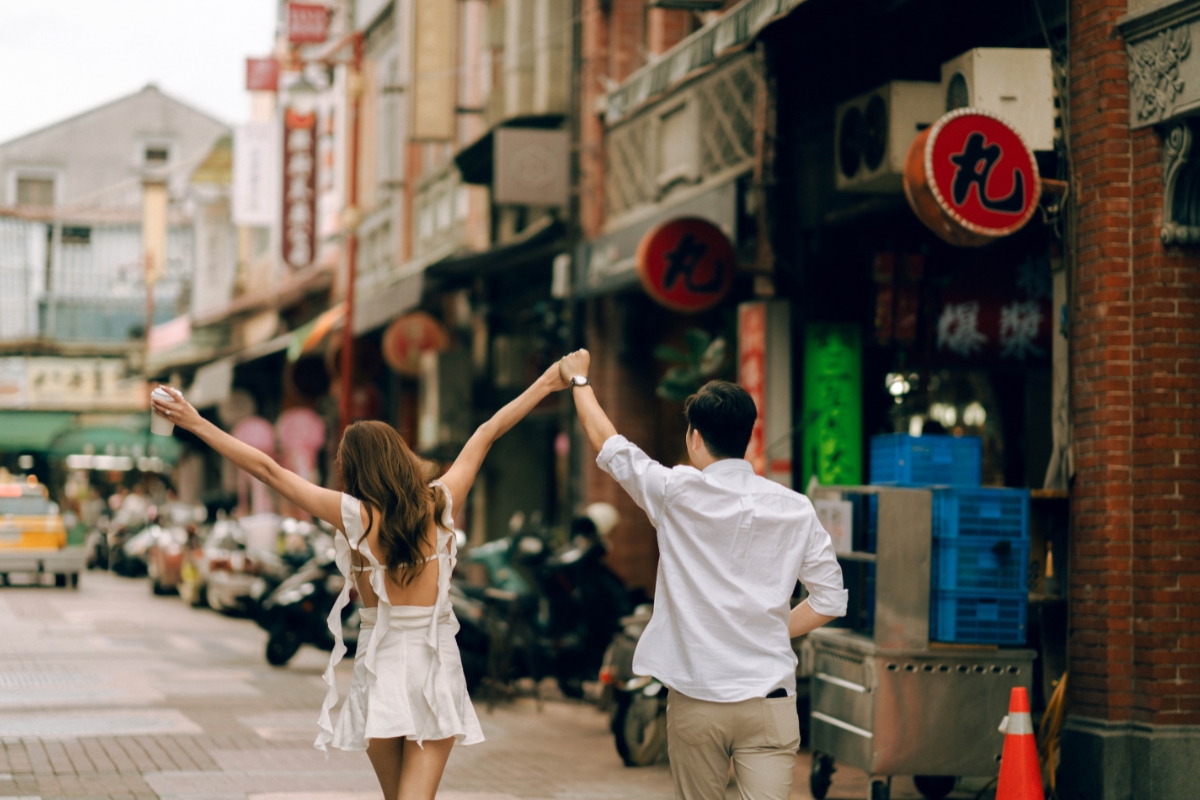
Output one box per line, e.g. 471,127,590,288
730,696,799,800
667,690,733,800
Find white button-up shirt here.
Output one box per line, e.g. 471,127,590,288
597,434,848,703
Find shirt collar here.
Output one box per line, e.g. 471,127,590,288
702,458,754,475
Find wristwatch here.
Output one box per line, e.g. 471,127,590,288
570,375,590,388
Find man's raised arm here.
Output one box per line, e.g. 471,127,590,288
559,350,617,451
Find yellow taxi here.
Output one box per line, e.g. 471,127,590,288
0,474,80,587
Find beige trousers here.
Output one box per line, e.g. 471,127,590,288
666,690,800,800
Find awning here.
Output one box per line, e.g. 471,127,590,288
288,303,346,361
0,412,75,452
50,424,182,463
429,217,565,279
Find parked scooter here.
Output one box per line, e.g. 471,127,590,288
599,603,668,766
257,533,360,666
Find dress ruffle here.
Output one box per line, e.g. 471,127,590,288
315,484,483,753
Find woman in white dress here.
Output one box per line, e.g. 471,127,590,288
151,363,569,800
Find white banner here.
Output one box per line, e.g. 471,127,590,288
0,357,147,411
233,122,278,227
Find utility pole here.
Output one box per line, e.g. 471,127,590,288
337,33,364,439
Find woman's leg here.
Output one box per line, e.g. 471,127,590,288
365,737,405,800
397,737,455,800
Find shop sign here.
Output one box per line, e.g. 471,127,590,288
233,122,277,227
636,217,735,313
904,108,1040,247
801,324,862,486
0,357,146,411
287,2,329,44
282,108,318,269
738,300,792,486
245,58,279,92
935,252,1053,362
276,408,325,484
382,312,450,377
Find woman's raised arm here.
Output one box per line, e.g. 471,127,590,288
151,387,346,532
438,362,567,507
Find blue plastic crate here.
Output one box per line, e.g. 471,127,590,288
932,537,1030,592
870,434,982,486
931,590,1027,645
932,487,1030,541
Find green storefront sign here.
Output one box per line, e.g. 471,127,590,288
801,323,862,486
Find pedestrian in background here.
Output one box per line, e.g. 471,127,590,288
558,350,847,800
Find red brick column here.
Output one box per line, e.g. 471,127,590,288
1069,0,1137,725
1064,0,1200,795
581,295,661,592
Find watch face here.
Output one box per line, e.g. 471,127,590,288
572,376,588,386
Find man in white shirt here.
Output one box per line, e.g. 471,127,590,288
559,350,847,800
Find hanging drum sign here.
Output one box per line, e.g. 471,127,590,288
382,312,450,377
636,217,736,312
904,108,1040,247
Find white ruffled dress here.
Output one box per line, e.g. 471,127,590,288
315,482,484,752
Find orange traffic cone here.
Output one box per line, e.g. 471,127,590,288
996,687,1044,800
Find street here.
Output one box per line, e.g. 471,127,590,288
0,573,980,800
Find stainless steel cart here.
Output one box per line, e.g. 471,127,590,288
806,486,1035,800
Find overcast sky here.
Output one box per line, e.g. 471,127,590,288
0,1,278,143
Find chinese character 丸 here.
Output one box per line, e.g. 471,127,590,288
662,235,721,293
949,132,1025,213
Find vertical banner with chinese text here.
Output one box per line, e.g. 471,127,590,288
801,323,862,486
282,108,318,270
738,300,793,486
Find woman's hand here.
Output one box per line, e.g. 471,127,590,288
540,359,570,392
150,386,203,433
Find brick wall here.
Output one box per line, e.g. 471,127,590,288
581,295,662,592
1069,0,1200,727
647,9,691,56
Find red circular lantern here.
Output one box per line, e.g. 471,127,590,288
381,312,450,377
635,217,736,313
904,108,1040,247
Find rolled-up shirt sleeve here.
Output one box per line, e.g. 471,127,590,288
799,510,849,617
595,435,672,527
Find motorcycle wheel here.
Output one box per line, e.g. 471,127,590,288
614,691,667,767
266,629,302,667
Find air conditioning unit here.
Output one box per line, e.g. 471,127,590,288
835,81,943,193
941,48,1056,151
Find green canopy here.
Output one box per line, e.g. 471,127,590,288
50,425,183,463
0,412,75,452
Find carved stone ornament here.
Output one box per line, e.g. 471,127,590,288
1160,120,1200,245
1129,25,1192,124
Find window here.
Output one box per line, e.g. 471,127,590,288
16,177,54,207
144,147,170,165
62,226,91,245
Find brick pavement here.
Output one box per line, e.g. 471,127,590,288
0,572,986,800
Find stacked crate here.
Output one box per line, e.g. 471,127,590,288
870,434,1029,645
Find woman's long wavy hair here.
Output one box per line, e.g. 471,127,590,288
337,421,449,586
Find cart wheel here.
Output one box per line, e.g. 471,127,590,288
870,778,890,800
54,574,67,588
913,775,957,800
809,752,835,800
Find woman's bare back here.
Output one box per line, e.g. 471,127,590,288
348,501,443,608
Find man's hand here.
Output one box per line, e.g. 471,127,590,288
559,349,591,383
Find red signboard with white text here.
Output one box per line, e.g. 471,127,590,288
245,58,279,92
282,109,318,269
737,300,792,486
287,2,330,44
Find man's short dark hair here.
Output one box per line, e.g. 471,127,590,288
683,381,757,460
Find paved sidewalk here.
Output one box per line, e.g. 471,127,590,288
0,572,984,800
